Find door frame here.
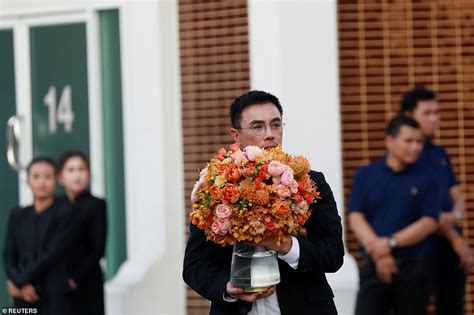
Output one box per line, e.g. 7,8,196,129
1,8,108,205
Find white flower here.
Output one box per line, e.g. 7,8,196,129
244,146,263,161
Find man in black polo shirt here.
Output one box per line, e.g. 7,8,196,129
349,116,441,315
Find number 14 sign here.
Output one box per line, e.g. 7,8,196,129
43,85,75,133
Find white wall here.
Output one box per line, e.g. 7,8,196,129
248,1,358,314
108,1,185,314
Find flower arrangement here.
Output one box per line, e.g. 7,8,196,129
190,144,321,246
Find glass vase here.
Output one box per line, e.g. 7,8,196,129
230,242,280,292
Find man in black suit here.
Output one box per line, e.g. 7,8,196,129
183,90,344,315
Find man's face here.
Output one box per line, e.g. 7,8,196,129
412,100,440,138
230,103,283,149
27,162,56,199
386,126,423,165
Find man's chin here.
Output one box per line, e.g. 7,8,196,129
423,130,436,139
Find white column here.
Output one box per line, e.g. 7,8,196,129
106,1,185,314
248,1,358,314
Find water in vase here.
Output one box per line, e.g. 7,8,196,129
230,244,280,289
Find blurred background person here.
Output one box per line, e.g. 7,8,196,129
400,87,474,315
3,157,72,314
58,151,107,315
349,116,441,315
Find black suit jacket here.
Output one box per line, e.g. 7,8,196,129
183,171,344,315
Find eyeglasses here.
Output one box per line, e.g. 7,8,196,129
238,121,285,136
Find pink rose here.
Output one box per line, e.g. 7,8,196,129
280,170,294,186
217,219,231,233
276,184,291,199
215,204,232,219
211,221,222,235
230,149,246,161
267,160,285,177
244,146,263,161
211,219,231,235
289,179,299,194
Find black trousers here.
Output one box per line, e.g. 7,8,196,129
433,235,466,315
355,255,433,315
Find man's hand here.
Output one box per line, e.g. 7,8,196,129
226,282,276,303
68,278,77,290
366,237,391,261
439,212,457,233
258,237,292,256
6,280,21,298
375,255,398,284
21,284,40,303
454,242,474,273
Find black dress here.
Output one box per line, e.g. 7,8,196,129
60,191,106,315
3,200,73,314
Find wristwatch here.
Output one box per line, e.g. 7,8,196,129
388,236,398,251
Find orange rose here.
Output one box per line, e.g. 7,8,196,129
226,165,241,181
209,185,221,199
294,194,304,203
272,200,291,219
244,165,257,177
222,183,240,203
229,143,240,152
216,147,227,161
266,220,277,231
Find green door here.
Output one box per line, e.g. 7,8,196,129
28,16,127,279
0,29,20,307
30,23,90,159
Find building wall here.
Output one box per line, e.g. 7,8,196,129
338,1,474,314
178,1,251,313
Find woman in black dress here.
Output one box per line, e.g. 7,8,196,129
58,151,107,315
3,157,72,314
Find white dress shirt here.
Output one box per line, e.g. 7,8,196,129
224,236,300,315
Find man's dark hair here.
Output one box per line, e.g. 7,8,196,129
400,86,437,113
27,157,57,175
229,90,283,128
58,151,90,172
385,115,420,137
